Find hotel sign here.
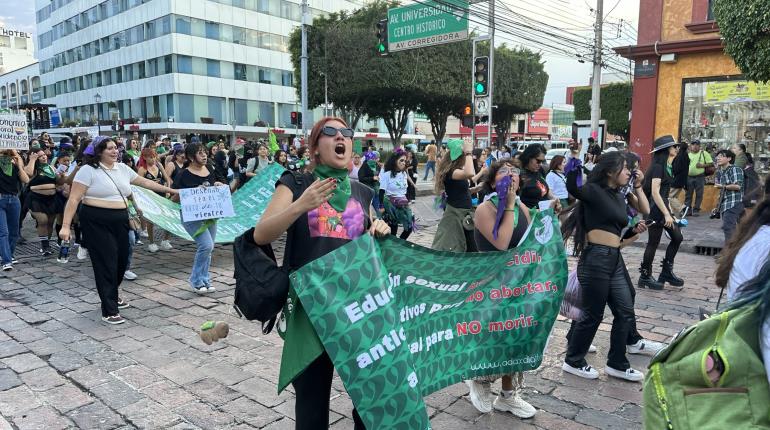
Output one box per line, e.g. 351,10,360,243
0,28,32,38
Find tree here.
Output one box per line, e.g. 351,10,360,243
572,82,632,140
713,0,770,83
490,45,549,146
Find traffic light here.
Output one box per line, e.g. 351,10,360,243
473,56,489,96
461,104,474,128
375,19,388,57
290,111,302,127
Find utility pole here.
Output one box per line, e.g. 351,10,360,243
487,0,495,149
300,0,309,139
590,0,603,146
470,39,477,146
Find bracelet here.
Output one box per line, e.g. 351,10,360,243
504,208,516,212
634,185,643,189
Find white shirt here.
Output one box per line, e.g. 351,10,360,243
379,169,408,198
546,171,568,199
726,225,770,386
74,162,138,202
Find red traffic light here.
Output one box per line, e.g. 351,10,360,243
463,105,472,116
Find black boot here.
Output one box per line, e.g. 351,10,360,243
639,267,664,290
658,259,684,287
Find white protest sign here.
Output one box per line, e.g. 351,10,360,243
179,185,235,222
0,113,29,150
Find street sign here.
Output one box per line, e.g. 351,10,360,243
474,97,490,115
387,0,469,52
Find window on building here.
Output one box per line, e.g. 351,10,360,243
282,71,293,87
177,94,194,122
205,21,220,39
20,81,28,95
9,83,16,98
13,37,28,50
175,16,192,35
1,87,6,99
138,62,146,79
206,59,221,78
0,36,10,47
208,97,225,123
177,55,192,74
707,0,714,20
234,63,247,81
164,55,173,74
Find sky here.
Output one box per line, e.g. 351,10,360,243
4,0,639,107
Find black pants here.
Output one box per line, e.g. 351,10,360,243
388,222,412,240
293,352,366,430
79,205,129,317
565,245,635,370
642,222,682,270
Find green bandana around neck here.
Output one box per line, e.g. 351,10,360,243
39,163,56,179
313,164,352,213
0,157,13,176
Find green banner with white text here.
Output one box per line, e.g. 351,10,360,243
130,163,284,243
288,210,567,429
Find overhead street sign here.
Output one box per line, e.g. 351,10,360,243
387,0,469,52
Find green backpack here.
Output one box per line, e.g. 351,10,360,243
643,304,770,429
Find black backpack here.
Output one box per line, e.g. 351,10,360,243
232,171,309,333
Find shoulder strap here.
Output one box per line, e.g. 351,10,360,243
100,165,130,208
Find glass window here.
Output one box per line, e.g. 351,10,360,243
234,63,247,81
146,19,157,39
138,62,146,79
177,55,192,73
175,16,192,35
232,27,245,44
192,57,207,75
231,99,248,125
114,67,123,83
165,94,175,118
147,58,158,77
207,59,221,77
205,21,220,39
208,97,225,123
13,37,28,50
282,71,293,87
124,64,134,81
103,71,112,85
191,18,206,38
20,81,28,95
0,36,10,48
160,16,171,35
708,0,714,20
220,24,234,43
258,101,274,125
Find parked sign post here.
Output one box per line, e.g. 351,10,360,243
387,0,469,52
0,113,29,150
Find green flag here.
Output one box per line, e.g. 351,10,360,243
282,210,568,429
353,139,363,155
269,128,280,153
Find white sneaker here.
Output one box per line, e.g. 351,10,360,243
148,243,160,253
627,339,665,356
561,362,599,379
123,270,137,280
77,246,89,260
588,344,597,353
605,366,644,382
493,394,537,419
466,380,493,413
140,230,149,238
160,240,173,250
2,263,12,271
204,285,216,293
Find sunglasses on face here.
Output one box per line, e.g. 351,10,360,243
321,126,354,138
536,158,546,163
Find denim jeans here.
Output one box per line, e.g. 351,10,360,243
685,175,705,210
0,195,21,264
722,203,744,243
565,244,635,370
423,160,436,180
182,220,217,288
126,229,136,270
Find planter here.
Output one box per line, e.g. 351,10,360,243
254,120,266,127
147,116,161,123
99,120,113,126
200,117,214,124
369,127,379,133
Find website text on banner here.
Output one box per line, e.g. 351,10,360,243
179,185,235,222
286,210,568,430
0,114,29,150
131,163,283,243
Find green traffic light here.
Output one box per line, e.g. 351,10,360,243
475,82,486,94
378,43,385,52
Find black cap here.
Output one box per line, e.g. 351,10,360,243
650,135,678,153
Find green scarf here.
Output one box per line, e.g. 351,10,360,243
126,149,140,158
313,164,352,213
0,157,13,176
38,164,56,179
488,194,519,228
366,159,377,173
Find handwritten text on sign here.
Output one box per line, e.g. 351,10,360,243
179,185,234,222
0,114,29,150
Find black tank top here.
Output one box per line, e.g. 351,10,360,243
474,205,529,251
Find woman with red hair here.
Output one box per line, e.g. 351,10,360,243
136,147,173,252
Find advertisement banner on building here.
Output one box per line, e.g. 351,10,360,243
284,211,567,429
528,108,552,135
705,81,770,103
0,113,29,150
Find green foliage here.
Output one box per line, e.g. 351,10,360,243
289,1,548,146
714,0,770,83
572,82,632,139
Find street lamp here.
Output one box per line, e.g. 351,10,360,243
94,93,102,136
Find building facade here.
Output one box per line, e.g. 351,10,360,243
617,0,770,182
33,0,366,137
0,27,36,75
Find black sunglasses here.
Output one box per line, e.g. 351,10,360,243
321,126,354,138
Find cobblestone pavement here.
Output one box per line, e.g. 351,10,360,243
0,202,721,429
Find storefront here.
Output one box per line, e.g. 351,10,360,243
616,0,768,211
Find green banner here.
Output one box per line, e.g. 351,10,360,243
131,163,284,243
288,210,567,429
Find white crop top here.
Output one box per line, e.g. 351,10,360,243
74,163,138,202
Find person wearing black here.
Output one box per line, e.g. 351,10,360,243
561,151,650,382
518,145,562,212
213,143,229,183
640,135,684,289
24,148,66,256
668,142,689,217
0,150,29,271
405,147,418,202
357,151,380,210
432,139,484,252
253,117,390,430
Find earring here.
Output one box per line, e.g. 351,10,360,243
315,152,320,156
